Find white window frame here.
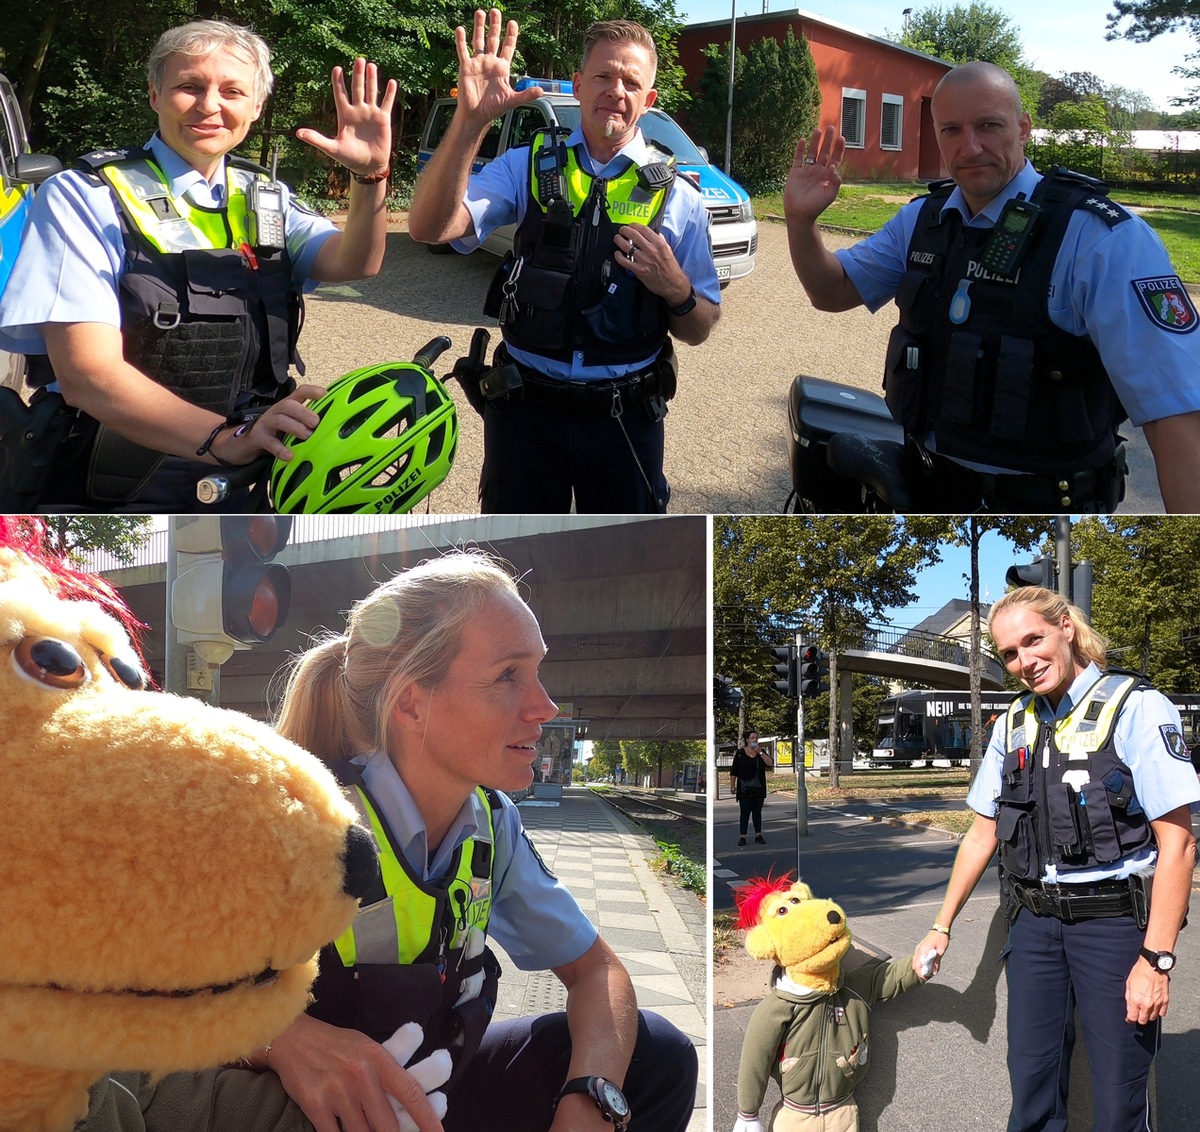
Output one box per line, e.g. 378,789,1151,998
880,93,904,151
841,88,866,149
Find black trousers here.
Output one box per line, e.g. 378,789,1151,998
738,792,765,836
1003,908,1158,1132
480,394,668,514
447,1009,697,1132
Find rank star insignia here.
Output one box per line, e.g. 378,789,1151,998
1133,276,1198,334
1085,197,1120,218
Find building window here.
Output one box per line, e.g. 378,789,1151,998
841,88,866,149
881,94,904,150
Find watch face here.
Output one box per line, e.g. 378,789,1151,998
1157,954,1176,971
600,1081,630,1117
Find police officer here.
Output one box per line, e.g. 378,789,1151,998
0,19,395,511
408,8,721,514
916,586,1199,1132
785,61,1200,513
254,552,698,1132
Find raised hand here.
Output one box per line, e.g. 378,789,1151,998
297,57,397,179
783,124,845,225
453,8,543,129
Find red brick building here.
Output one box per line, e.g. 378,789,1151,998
676,8,952,181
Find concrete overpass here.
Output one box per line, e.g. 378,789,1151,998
96,515,705,741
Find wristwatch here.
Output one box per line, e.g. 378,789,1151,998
555,1075,631,1130
1139,947,1177,973
667,287,697,317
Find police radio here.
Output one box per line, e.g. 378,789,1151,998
979,195,1042,278
534,133,566,203
246,149,286,251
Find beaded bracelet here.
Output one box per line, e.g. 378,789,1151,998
352,166,391,184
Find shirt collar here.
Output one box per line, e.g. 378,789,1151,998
564,126,652,177
356,751,490,880
1035,661,1103,721
146,132,227,207
939,159,1040,228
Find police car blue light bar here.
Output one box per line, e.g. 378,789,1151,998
514,77,573,93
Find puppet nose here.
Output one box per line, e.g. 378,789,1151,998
342,823,379,898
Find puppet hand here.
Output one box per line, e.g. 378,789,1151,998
733,1116,763,1132
382,1023,452,1132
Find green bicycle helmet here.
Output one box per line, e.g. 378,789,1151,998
271,358,458,514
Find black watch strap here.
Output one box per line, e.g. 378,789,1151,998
667,287,697,317
555,1076,630,1129
1139,946,1176,972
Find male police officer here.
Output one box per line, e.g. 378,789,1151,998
786,61,1200,513
408,8,720,514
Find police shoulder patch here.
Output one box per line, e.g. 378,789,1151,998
1133,276,1198,335
1159,723,1191,762
521,828,558,880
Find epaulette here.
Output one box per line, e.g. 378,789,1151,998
918,177,955,203
1077,193,1132,228
1042,165,1131,227
75,147,147,175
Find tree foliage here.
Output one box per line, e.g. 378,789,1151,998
687,27,819,193
2,0,685,194
1106,0,1200,42
893,2,1025,68
41,516,155,564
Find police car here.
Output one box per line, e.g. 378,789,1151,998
0,73,61,390
417,78,757,284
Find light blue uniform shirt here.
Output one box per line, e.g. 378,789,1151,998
355,751,598,971
455,127,721,381
967,662,1200,883
836,161,1200,428
0,133,337,356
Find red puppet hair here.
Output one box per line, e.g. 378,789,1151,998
734,872,794,931
0,516,148,665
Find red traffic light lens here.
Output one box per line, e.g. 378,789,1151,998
800,646,820,662
248,575,282,639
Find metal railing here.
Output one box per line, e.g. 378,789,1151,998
854,621,1005,683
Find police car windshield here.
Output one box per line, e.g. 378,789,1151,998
638,110,707,164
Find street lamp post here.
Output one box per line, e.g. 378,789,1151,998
725,0,737,174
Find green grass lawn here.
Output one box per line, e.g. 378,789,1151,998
753,181,1200,282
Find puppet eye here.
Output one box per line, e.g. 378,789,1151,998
103,654,147,690
13,636,89,689
776,905,789,916
789,896,802,904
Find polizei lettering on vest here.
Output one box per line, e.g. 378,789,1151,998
606,198,658,220
966,259,1021,285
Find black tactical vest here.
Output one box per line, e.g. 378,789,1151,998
994,671,1155,880
885,168,1130,476
307,761,501,1089
490,133,676,366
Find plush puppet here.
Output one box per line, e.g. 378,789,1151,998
0,516,391,1132
731,875,924,1132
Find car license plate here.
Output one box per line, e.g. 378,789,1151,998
716,264,731,280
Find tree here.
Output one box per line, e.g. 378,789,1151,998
893,3,1025,69
713,516,947,788
1071,517,1200,692
41,516,154,565
687,27,820,192
588,739,622,781
1106,1,1200,43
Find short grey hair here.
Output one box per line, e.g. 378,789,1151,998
148,20,274,103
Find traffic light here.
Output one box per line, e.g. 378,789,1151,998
713,675,743,713
1005,555,1093,618
171,516,293,656
1006,556,1055,590
771,644,798,699
797,643,829,698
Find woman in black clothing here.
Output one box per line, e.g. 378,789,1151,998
729,732,772,845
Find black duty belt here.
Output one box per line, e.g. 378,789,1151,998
515,365,662,413
1008,876,1138,923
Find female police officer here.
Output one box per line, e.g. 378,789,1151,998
915,586,1198,1132
255,551,697,1132
0,19,394,510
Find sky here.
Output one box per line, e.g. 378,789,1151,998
879,529,1026,630
677,0,1197,112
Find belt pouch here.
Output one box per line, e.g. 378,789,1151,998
1082,780,1122,863
1047,782,1085,859
995,805,1038,878
939,331,983,426
990,336,1035,441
